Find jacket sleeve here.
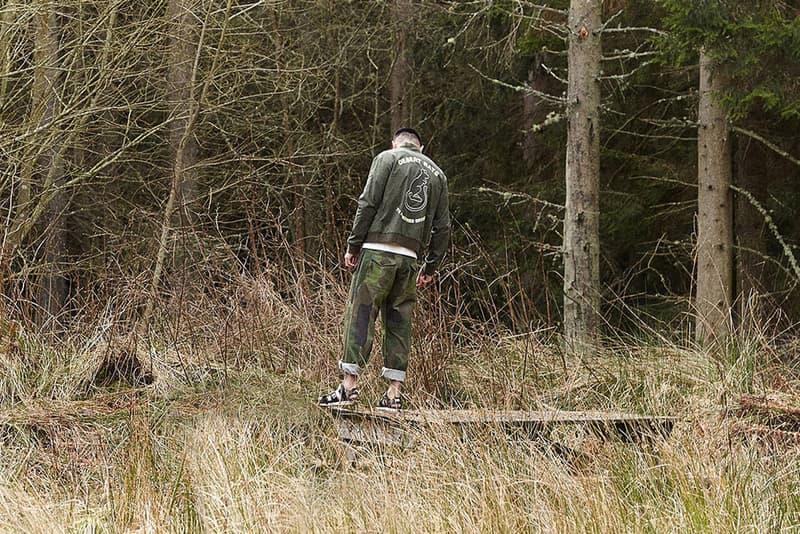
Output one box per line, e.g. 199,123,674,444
423,178,451,275
347,153,391,255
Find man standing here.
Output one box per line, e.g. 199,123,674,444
318,128,450,411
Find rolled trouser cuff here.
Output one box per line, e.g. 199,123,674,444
339,360,361,376
381,367,406,382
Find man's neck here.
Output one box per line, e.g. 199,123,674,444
396,143,420,152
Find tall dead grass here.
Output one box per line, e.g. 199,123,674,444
0,263,797,532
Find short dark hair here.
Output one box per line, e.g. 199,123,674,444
393,127,422,146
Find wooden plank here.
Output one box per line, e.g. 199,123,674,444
327,407,675,447
329,407,675,429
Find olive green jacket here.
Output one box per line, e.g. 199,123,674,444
347,143,450,275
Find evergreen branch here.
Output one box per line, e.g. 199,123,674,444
443,3,493,46
603,92,695,146
489,2,567,18
735,244,800,287
639,117,696,128
525,3,567,17
630,175,696,188
602,128,696,142
598,8,625,33
528,111,565,132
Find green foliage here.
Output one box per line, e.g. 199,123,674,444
656,0,800,119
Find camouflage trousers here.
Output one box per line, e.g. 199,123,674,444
339,248,418,382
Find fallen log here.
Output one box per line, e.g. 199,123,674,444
737,394,800,417
733,394,800,432
731,422,800,445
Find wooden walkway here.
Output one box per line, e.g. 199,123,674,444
329,407,675,450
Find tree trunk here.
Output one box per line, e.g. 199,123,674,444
166,0,199,224
734,136,768,321
696,49,733,346
141,0,200,333
0,5,15,102
270,6,307,287
390,0,413,132
32,2,66,330
563,0,602,352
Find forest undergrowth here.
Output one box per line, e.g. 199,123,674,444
0,266,798,533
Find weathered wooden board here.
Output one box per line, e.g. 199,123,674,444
328,407,675,448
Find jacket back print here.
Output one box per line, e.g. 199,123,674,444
347,143,450,275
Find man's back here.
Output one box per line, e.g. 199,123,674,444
348,143,450,275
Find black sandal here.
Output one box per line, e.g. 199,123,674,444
318,383,360,407
376,392,402,411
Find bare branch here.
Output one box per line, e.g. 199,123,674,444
603,49,657,62
599,60,657,81
601,26,667,36
468,64,565,105
540,62,567,85
478,186,564,211
731,184,800,283
732,125,800,168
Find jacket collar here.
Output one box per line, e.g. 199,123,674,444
396,143,421,152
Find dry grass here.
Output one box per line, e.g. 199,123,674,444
0,273,798,533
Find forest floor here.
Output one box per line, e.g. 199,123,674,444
0,282,799,532
0,341,798,532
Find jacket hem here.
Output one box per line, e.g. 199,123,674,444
365,232,421,256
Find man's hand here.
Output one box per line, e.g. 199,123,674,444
344,251,359,270
416,270,434,288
